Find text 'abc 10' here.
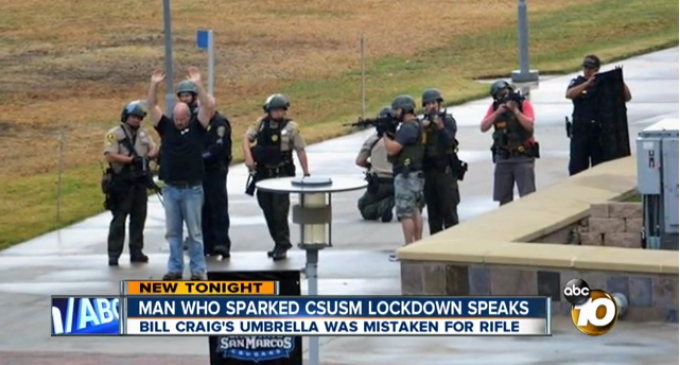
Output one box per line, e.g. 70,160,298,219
563,278,619,336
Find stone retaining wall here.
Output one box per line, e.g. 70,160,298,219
579,202,643,248
401,261,679,322
399,157,679,322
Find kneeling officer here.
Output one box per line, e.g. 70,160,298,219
356,107,395,222
243,94,310,261
102,101,158,266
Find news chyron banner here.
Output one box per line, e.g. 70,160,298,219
50,279,277,337
125,296,552,336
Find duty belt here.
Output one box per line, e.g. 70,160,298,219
572,119,600,133
260,165,288,177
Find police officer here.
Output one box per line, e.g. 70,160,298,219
421,88,460,234
383,95,425,261
201,96,233,258
356,107,395,222
103,101,158,266
242,94,310,261
480,81,538,206
565,55,632,175
177,80,199,115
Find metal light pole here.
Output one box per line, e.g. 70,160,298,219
511,0,539,83
360,34,366,119
162,0,176,116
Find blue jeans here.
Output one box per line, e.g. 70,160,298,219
162,184,206,275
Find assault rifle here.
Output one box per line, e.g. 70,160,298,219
498,89,525,106
343,115,398,137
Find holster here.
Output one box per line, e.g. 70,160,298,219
103,172,132,211
365,173,380,194
527,141,541,159
565,117,573,138
450,154,468,181
101,167,114,195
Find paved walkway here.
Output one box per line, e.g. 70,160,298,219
0,48,677,364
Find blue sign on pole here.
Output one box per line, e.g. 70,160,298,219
196,30,210,50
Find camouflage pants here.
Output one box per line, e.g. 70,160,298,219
394,172,424,219
357,181,395,220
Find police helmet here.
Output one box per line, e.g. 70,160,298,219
177,80,197,96
391,95,416,113
377,106,393,119
263,94,290,112
120,100,147,123
421,88,444,106
490,80,511,98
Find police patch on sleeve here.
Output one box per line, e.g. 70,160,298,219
568,78,578,87
217,126,226,137
106,133,116,146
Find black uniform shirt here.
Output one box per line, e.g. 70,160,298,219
568,76,599,122
155,115,207,183
202,112,232,169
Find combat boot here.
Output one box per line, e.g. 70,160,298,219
381,209,393,223
267,248,288,261
212,246,231,261
130,252,149,264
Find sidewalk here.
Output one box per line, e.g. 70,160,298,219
0,48,677,364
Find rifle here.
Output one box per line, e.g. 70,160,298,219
343,116,398,137
499,89,525,106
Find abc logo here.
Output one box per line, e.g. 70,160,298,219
563,278,618,336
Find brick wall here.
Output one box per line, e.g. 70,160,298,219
579,202,643,248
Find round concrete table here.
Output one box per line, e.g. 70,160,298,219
256,175,367,365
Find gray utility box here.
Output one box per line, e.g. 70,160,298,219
636,119,679,248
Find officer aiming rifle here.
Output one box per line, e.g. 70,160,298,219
344,112,399,138
355,107,396,222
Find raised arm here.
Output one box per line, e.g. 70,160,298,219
565,75,595,100
186,67,214,128
146,70,166,126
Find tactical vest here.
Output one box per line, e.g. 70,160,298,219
491,104,532,153
424,123,442,158
394,120,425,173
254,118,293,167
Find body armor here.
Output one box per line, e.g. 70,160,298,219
491,106,533,157
394,121,425,174
253,118,293,169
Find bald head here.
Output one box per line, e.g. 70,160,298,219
172,102,191,129
173,102,190,118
